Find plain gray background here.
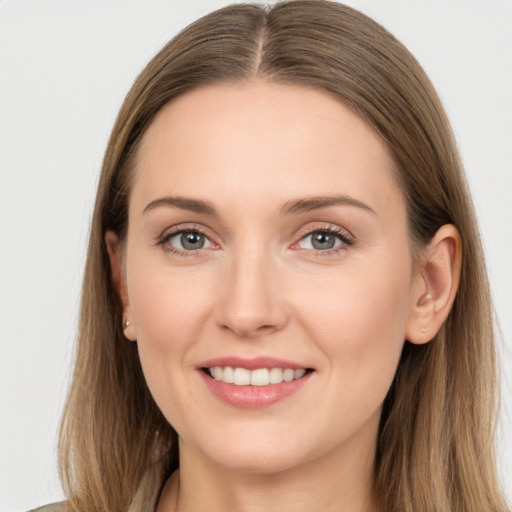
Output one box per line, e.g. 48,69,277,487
1,1,511,510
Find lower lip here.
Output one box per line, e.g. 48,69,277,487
199,371,313,409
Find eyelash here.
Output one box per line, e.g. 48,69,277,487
293,225,354,257
156,225,211,257
156,224,354,257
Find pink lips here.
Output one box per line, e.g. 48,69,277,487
199,356,308,371
197,356,314,409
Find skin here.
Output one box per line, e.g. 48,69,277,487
106,81,461,512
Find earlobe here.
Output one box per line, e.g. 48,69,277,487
406,224,462,345
105,231,136,341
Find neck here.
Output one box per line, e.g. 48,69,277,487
157,425,379,512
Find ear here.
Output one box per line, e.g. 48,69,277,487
105,230,136,341
406,224,462,344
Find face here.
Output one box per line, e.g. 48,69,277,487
117,81,423,474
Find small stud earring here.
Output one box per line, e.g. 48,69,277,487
420,326,429,333
123,320,131,330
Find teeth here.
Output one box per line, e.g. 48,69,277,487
294,369,306,379
250,368,269,386
233,367,251,385
223,366,234,384
208,366,309,386
269,367,283,384
283,368,295,382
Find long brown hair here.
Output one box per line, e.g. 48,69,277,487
58,2,509,511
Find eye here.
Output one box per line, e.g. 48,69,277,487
163,229,213,252
296,228,352,252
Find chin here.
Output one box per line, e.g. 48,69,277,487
214,448,306,475
186,430,318,475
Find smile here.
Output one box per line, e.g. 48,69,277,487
206,366,309,386
198,357,315,408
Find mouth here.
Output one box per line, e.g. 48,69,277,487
197,357,315,408
202,366,314,386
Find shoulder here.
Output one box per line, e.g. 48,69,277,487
27,503,64,512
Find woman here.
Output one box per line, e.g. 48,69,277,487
29,1,509,511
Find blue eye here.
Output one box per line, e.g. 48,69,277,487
297,229,350,251
164,230,213,251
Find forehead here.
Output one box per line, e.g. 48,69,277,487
131,80,404,221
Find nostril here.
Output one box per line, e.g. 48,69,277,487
218,316,283,338
256,324,275,331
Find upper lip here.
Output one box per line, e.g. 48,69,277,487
197,356,312,371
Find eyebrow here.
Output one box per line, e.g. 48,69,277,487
143,196,217,216
280,195,376,216
142,194,376,217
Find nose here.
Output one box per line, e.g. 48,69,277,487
215,249,288,339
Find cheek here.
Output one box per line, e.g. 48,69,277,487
128,260,212,349
294,253,412,386
286,257,412,445
125,260,216,409
126,262,215,428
